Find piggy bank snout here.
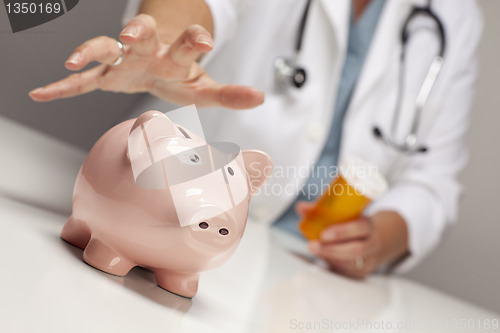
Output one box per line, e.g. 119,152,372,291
197,220,230,236
190,216,238,239
188,211,241,249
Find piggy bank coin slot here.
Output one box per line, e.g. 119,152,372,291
177,126,191,139
161,143,240,186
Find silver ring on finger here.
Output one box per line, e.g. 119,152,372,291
111,41,124,66
355,256,364,270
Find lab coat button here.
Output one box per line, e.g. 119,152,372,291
306,124,326,143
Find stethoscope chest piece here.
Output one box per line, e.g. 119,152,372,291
274,57,307,91
274,0,312,92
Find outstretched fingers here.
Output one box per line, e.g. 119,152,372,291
119,14,160,55
29,15,264,107
65,36,124,71
196,83,265,109
29,65,106,102
166,24,214,68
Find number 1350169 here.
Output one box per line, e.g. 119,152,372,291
6,2,61,14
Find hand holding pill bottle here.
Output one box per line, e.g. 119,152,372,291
299,156,388,240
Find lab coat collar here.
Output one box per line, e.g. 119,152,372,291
318,0,426,115
317,0,426,50
318,0,350,57
348,0,418,114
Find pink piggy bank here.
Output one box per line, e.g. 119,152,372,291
61,110,272,298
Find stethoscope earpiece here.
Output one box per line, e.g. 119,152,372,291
373,126,383,139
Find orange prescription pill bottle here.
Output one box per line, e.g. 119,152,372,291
299,156,388,240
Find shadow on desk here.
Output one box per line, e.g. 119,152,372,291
60,239,193,313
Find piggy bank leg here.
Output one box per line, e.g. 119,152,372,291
154,269,200,298
61,215,91,249
83,238,135,276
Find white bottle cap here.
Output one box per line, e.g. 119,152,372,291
338,156,388,200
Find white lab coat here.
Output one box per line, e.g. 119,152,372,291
124,0,483,272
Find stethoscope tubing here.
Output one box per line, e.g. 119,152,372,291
275,0,446,155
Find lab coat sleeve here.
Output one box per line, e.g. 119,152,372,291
122,0,248,64
121,0,141,26
203,0,238,47
366,0,483,273
202,0,252,64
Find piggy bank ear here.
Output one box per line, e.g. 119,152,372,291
241,150,273,195
130,110,177,136
128,110,180,180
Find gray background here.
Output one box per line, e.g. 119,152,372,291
0,0,499,313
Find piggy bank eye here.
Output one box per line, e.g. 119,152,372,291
219,228,229,236
227,167,234,176
190,154,200,163
199,221,209,229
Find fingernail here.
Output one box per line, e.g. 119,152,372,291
120,26,139,38
196,34,213,48
321,230,336,241
29,87,44,95
309,241,321,254
66,52,82,65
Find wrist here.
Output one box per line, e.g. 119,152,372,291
370,210,410,267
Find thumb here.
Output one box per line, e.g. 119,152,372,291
295,200,315,217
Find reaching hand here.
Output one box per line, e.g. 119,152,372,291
29,14,265,109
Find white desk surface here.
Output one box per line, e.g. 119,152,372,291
0,196,498,333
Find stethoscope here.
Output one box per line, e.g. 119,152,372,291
274,0,446,154
273,0,312,89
